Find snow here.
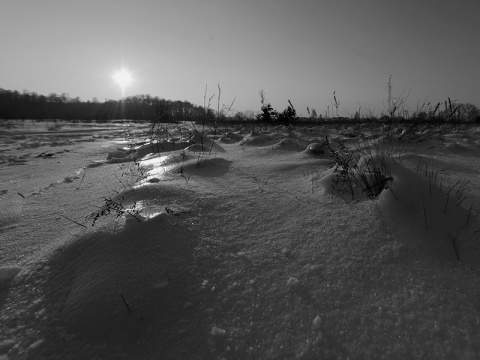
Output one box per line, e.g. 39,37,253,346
0,267,21,289
2,119,480,359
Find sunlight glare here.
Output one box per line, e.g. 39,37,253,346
113,68,133,97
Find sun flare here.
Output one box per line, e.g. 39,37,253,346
113,68,133,97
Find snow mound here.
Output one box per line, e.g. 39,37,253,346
49,223,179,339
375,155,479,260
138,154,230,180
271,138,306,152
141,152,190,168
181,157,232,177
239,133,277,146
218,131,244,143
137,153,233,183
302,143,326,156
338,129,363,138
185,143,225,153
188,130,225,153
44,185,197,341
318,153,480,260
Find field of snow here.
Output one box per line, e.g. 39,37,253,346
2,119,480,359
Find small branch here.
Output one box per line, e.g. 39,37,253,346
120,293,132,313
252,175,266,192
444,193,450,213
113,173,131,191
61,214,87,228
388,187,399,201
125,209,142,222
78,171,86,188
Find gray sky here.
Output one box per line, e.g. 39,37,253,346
1,0,479,116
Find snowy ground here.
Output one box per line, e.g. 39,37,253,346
2,119,480,359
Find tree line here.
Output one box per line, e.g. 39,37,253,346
0,88,212,122
1,87,479,124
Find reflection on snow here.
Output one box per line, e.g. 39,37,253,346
139,154,179,182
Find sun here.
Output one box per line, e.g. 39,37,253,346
113,68,133,97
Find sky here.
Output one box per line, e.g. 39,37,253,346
1,0,479,116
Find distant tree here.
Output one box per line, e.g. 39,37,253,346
256,103,277,123
277,100,298,125
244,109,255,120
460,103,480,122
433,99,480,122
233,111,246,122
256,90,278,123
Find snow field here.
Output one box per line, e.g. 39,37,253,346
1,121,480,359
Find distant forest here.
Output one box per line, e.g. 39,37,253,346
0,88,212,122
1,87,479,124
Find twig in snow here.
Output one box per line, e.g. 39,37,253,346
61,214,87,228
388,187,399,201
252,175,266,192
466,205,473,226
113,173,130,191
444,192,450,214
120,294,132,313
78,170,86,188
